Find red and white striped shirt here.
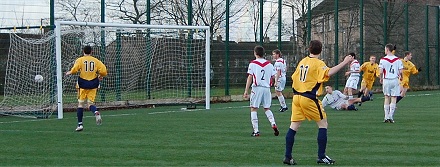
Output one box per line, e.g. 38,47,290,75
247,58,276,87
348,59,360,77
274,58,287,78
379,55,403,79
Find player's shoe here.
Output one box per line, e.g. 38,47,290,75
95,111,102,125
75,125,84,131
383,119,390,123
317,155,335,164
279,107,288,112
358,102,362,106
251,132,260,137
283,157,297,165
272,124,280,136
388,119,395,123
369,92,374,101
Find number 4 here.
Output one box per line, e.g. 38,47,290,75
389,65,394,74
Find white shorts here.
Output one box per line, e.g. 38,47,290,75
382,78,400,96
333,100,349,110
275,77,286,91
250,86,272,109
345,77,359,89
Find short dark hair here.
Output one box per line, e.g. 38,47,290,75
309,40,322,55
83,46,92,54
254,46,265,57
404,51,411,56
272,49,282,56
348,52,356,59
385,44,395,52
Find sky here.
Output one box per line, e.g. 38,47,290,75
0,0,51,28
0,0,323,41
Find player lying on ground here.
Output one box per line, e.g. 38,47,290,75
322,86,371,111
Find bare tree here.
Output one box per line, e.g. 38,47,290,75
282,0,319,56
106,0,166,24
245,0,279,43
56,0,100,22
246,0,260,42
153,0,247,40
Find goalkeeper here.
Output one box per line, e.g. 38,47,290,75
66,46,107,131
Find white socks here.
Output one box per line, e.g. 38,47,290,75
251,112,259,133
265,110,276,126
277,95,287,108
389,103,396,120
251,110,277,133
384,104,390,119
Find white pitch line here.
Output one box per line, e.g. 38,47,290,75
0,113,137,124
148,105,250,115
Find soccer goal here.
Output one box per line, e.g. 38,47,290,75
0,21,211,119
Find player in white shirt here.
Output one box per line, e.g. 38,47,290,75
243,46,279,137
272,49,288,112
379,44,403,123
322,86,371,111
344,52,360,99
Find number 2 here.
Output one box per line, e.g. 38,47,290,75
260,70,265,80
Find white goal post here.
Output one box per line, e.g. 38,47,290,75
55,21,211,119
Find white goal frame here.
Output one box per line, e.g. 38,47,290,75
55,21,211,119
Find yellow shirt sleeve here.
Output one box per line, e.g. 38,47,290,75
316,61,330,83
96,60,108,77
69,58,82,74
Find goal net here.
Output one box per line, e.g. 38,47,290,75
0,21,211,118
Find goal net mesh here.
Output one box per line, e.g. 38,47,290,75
1,24,208,118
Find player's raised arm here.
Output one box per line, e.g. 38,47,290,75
328,55,353,77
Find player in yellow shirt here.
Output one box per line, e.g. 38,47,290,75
397,51,421,103
283,40,353,165
357,55,380,104
66,46,108,131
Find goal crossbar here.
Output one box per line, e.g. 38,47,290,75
55,21,211,119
